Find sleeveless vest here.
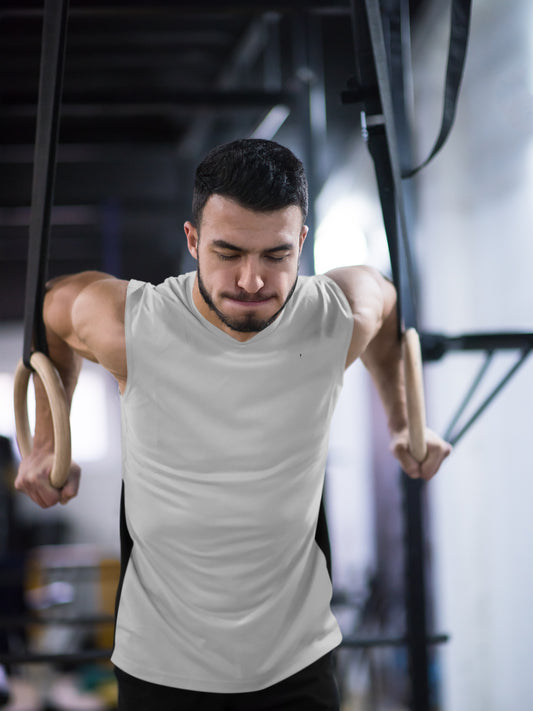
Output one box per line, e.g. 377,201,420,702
111,272,353,692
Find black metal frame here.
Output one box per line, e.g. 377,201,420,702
422,332,533,447
343,2,530,710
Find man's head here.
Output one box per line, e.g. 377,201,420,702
184,140,309,341
191,138,308,228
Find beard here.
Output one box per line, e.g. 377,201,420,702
197,263,299,334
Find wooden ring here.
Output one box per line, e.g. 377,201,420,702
402,328,428,463
13,352,72,489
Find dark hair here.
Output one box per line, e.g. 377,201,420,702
191,138,308,227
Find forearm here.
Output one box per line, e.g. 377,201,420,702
361,298,452,478
32,322,82,453
31,274,93,453
360,304,408,436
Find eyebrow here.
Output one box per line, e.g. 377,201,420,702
211,239,294,254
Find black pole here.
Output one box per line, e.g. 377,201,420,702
346,2,431,708
386,5,432,709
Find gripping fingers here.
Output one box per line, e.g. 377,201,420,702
15,468,61,508
59,464,81,504
391,439,422,479
391,428,452,481
15,457,81,508
420,437,452,480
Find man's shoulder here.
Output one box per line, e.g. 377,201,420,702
297,272,352,311
126,272,193,305
282,274,353,331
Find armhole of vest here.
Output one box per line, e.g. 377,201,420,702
112,482,134,653
315,493,332,582
319,274,354,376
121,279,145,402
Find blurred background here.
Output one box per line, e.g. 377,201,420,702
1,0,533,709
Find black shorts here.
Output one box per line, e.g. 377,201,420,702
114,652,340,711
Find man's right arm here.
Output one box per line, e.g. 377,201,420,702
14,271,128,508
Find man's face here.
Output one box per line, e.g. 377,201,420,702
184,195,307,341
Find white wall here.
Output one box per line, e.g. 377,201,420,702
411,0,533,708
1,323,122,557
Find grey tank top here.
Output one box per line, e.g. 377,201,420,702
111,271,353,692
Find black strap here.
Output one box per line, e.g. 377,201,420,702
349,0,419,330
347,0,472,320
403,0,472,178
22,0,70,368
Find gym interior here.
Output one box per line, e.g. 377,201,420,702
1,0,533,709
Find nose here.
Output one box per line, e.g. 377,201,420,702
237,258,264,294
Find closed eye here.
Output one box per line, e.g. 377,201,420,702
216,252,290,262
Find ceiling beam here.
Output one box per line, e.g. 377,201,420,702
1,1,350,18
3,89,292,115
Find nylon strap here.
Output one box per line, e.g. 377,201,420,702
22,0,70,368
356,0,472,316
403,0,472,178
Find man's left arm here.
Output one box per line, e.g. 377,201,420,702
326,265,451,480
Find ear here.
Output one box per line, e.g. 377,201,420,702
184,221,199,260
299,225,309,253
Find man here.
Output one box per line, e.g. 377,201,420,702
15,139,450,710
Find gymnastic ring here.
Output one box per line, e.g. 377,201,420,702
13,352,72,489
402,328,428,463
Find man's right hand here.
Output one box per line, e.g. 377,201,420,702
15,450,81,508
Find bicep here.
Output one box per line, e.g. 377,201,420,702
45,272,128,383
72,278,128,383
